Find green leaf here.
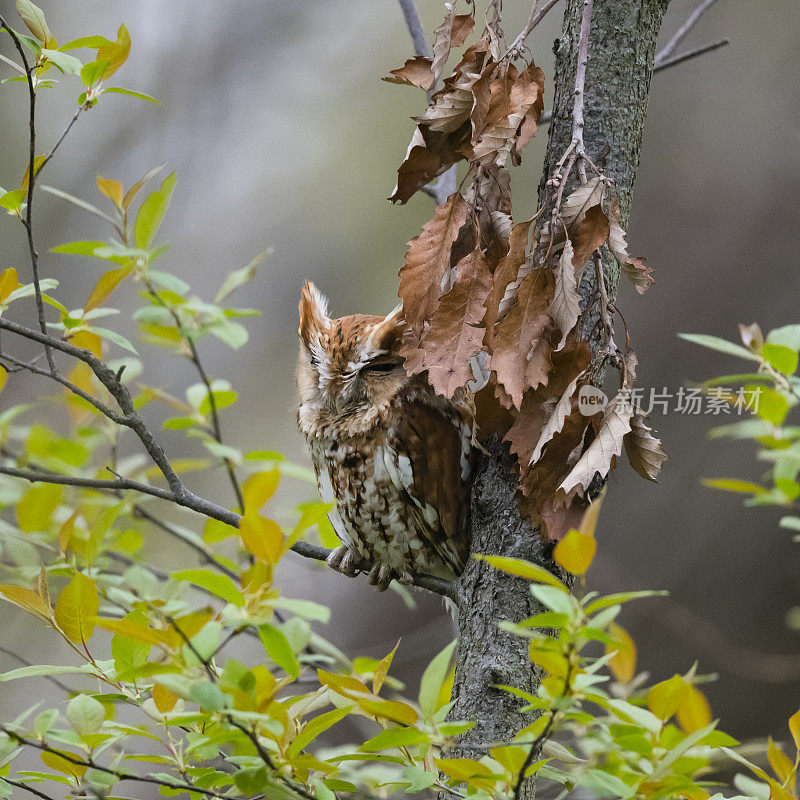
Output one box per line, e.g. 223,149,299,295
529,584,575,615
271,597,330,622
66,694,105,736
189,681,229,712
474,554,568,590
15,0,51,42
54,572,99,644
148,270,189,295
767,325,800,352
0,190,26,213
16,483,62,532
102,86,160,104
80,58,110,86
134,171,176,249
111,610,151,675
0,664,94,682
286,706,353,759
172,569,244,607
761,343,798,375
40,48,82,75
418,640,456,721
752,387,791,425
779,516,800,531
215,249,271,303
205,319,249,349
259,624,299,679
361,727,430,751
84,325,139,355
50,240,125,263
198,390,238,416
678,333,762,362
41,185,117,224
59,35,111,51
702,478,767,495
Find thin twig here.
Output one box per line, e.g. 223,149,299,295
1,778,57,800
0,15,55,373
0,349,124,421
0,459,457,601
395,0,457,206
657,0,720,61
396,0,431,58
654,38,728,72
0,724,234,800
0,645,73,693
506,0,562,60
570,0,594,161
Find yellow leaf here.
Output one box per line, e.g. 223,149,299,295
242,469,280,512
606,622,637,683
240,511,283,565
83,263,132,313
767,737,795,787
529,642,568,678
474,555,568,590
54,572,99,645
59,510,80,552
16,483,62,532
677,684,712,733
372,640,400,694
68,330,103,360
0,267,19,302
0,584,52,620
0,365,6,394
94,616,178,648
579,489,606,537
41,748,86,780
553,529,596,575
789,707,800,752
20,155,46,193
96,176,123,208
769,778,796,800
153,683,178,713
97,23,131,80
318,670,371,696
647,674,689,721
353,694,419,726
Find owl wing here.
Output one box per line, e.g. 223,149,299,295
384,398,472,576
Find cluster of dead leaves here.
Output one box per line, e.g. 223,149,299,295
385,6,543,205
386,7,666,541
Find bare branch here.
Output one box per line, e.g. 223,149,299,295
1,778,58,800
0,15,55,372
397,0,431,58
0,645,73,693
0,461,457,601
654,38,729,72
657,0,720,61
0,723,233,800
571,0,594,181
395,0,458,206
0,350,124,421
506,0,563,60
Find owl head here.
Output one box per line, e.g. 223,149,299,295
297,282,407,435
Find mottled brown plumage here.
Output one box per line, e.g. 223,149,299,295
296,282,474,590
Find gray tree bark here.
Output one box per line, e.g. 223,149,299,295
448,1,670,797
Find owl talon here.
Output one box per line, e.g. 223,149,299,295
368,564,394,592
397,571,414,586
326,545,361,578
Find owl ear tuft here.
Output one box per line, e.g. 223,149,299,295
299,281,330,345
370,303,405,353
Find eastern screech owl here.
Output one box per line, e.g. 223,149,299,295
296,282,475,591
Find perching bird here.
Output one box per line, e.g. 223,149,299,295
296,282,474,591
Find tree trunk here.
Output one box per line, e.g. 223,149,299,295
448,1,669,796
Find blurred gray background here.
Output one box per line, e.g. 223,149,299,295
1,0,798,760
